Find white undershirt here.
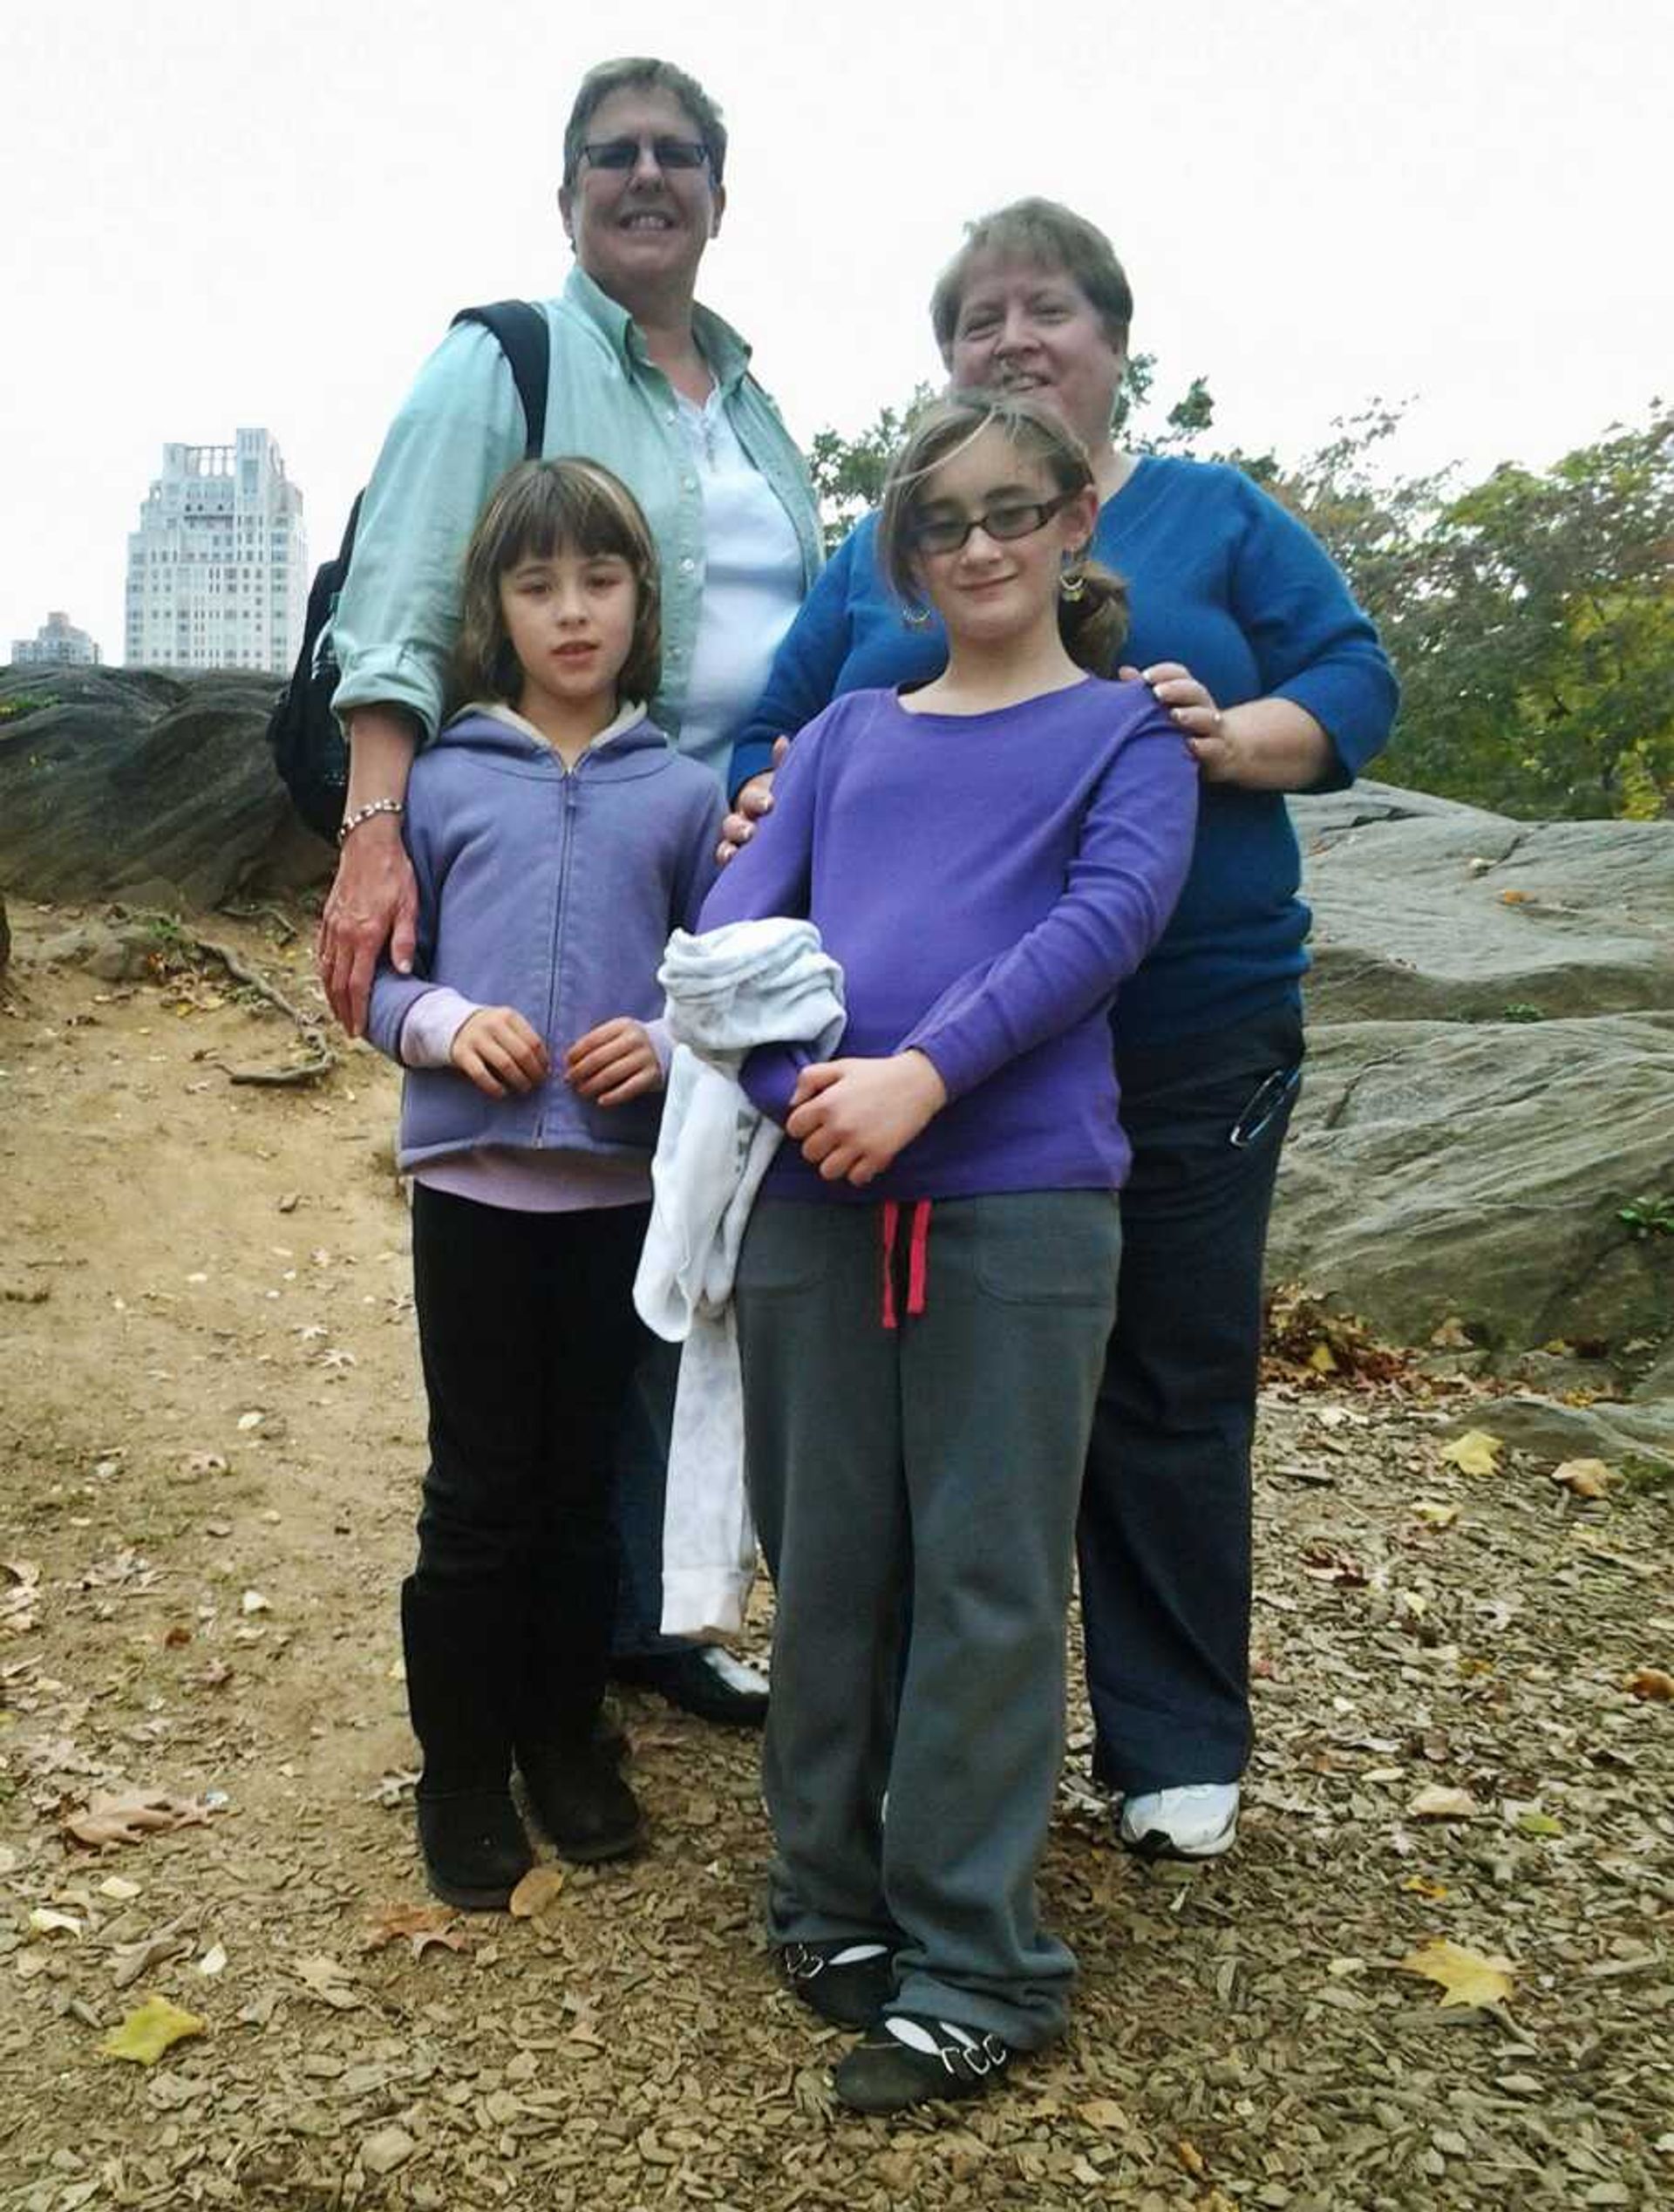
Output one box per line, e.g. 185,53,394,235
674,389,804,783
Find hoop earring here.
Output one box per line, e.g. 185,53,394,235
1059,566,1087,602
902,602,933,631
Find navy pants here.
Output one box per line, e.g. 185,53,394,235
1078,1003,1304,1793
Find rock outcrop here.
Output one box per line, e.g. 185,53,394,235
1274,781,1674,1393
0,666,330,910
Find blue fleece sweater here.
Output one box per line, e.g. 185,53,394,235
365,709,722,1171
729,457,1398,1045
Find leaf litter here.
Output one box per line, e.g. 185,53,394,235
2,906,1671,2209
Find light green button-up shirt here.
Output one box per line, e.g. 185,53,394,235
330,267,822,759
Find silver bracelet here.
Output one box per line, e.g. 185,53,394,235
337,797,405,847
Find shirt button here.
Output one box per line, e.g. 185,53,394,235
665,409,677,424
680,556,695,572
684,477,698,492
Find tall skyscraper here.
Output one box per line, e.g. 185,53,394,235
11,610,100,666
125,429,307,673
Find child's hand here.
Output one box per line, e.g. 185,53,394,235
450,1007,550,1097
565,1018,663,1106
786,1052,947,1186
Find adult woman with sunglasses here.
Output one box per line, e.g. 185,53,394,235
722,200,1398,1863
320,58,820,1753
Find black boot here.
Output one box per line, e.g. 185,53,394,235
401,1577,533,1909
515,1591,643,1863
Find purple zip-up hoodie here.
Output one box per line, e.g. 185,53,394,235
366,707,722,1171
698,678,1197,1201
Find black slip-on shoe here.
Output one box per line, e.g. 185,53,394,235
832,2011,1013,2115
609,1646,768,1729
779,1939,896,2029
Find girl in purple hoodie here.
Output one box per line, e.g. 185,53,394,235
366,459,720,1907
700,395,1198,2112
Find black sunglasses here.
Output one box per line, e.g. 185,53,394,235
580,137,711,174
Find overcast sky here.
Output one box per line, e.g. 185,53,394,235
3,0,1668,664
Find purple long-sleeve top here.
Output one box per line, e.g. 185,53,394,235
698,677,1198,1201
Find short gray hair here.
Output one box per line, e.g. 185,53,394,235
561,58,727,187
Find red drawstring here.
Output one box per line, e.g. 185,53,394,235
906,1200,930,1318
879,1199,931,1330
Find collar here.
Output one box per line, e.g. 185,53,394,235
468,698,650,755
561,265,753,391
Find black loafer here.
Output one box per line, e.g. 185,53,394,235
416,1789,533,1911
779,1939,896,2029
517,1742,644,1863
833,2012,1012,2114
609,1647,768,1729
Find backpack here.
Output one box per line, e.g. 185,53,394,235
266,300,551,840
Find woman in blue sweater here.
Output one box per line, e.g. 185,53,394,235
724,199,1398,1862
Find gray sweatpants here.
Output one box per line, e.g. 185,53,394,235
734,1189,1121,2051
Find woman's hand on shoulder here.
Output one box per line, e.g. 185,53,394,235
786,1051,948,1186
565,1018,663,1106
450,1006,550,1098
317,815,420,1037
716,736,791,863
1121,660,1238,778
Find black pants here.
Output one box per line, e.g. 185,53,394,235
410,1187,650,1737
1078,1003,1303,1793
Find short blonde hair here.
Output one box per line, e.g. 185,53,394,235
929,198,1133,360
453,459,662,711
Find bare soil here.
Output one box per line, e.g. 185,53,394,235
1,898,1670,2212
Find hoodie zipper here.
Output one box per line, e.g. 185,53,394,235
536,760,581,1146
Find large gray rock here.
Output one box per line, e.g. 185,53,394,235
1272,1011,1674,1356
1290,789,1674,1023
0,666,331,911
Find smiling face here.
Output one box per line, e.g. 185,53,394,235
906,423,1098,653
558,84,725,316
498,546,639,733
945,252,1126,459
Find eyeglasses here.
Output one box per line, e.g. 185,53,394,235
580,137,711,174
908,488,1080,557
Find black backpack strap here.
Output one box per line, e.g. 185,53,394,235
451,300,550,458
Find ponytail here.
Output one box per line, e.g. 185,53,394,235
1058,557,1128,679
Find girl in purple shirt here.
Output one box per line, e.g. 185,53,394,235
700,394,1196,2111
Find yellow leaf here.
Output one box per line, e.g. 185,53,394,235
1398,1937,1514,2009
1429,1316,1473,1349
1516,1811,1562,1838
1308,1341,1338,1373
1176,2139,1208,2179
1440,1430,1501,1477
1550,1458,1611,1500
99,1994,207,2065
1400,1875,1449,1901
1411,1501,1461,1528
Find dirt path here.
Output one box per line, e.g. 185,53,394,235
2,899,1670,2211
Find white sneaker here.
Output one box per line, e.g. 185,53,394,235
1117,1783,1239,1861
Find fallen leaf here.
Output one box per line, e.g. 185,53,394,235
1408,1785,1480,1821
1411,1501,1460,1529
62,1788,214,1850
1498,888,1531,905
1440,1430,1502,1477
99,1994,207,2065
362,1902,467,1959
1516,1811,1563,1838
1551,1458,1611,1500
1429,1316,1473,1349
1400,1875,1450,1901
1398,1936,1515,2009
240,1589,271,1616
198,1943,228,1976
1078,2099,1130,2131
361,2127,416,2177
29,1909,83,1938
111,1929,193,1990
98,1877,142,1902
235,1411,264,1433
296,1953,361,2010
1308,1341,1338,1373
507,1865,567,1920
1626,1666,1674,1702
1177,2139,1209,2180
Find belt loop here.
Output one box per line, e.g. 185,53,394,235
880,1201,901,1331
906,1199,931,1318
